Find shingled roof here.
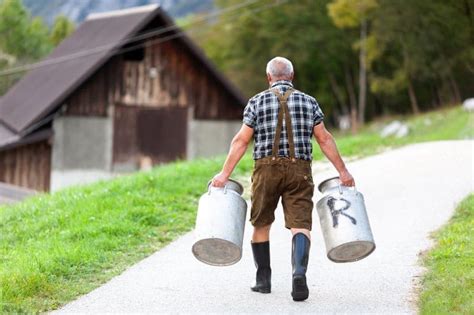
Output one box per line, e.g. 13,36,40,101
0,4,245,149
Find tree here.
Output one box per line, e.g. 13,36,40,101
0,0,53,59
327,0,378,124
50,15,75,46
371,0,472,111
195,0,472,127
370,0,423,114
199,0,360,127
0,0,75,95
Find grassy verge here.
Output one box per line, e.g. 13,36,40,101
0,157,253,313
0,106,471,313
314,106,473,160
419,194,474,314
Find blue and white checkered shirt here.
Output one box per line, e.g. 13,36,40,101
243,80,324,161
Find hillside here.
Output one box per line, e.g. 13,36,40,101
22,0,213,25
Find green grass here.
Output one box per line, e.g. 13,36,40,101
313,106,473,160
0,105,471,313
419,194,474,314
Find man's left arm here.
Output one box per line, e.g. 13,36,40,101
313,122,355,186
211,124,254,187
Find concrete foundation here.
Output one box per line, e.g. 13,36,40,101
187,119,241,159
50,115,242,190
50,170,116,191
51,116,113,190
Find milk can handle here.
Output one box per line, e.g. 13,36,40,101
207,183,228,195
337,183,358,195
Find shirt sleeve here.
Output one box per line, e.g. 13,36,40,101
242,98,257,128
312,98,324,126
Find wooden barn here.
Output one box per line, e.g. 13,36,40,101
0,5,245,192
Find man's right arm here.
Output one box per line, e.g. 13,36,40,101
211,124,254,187
313,122,355,186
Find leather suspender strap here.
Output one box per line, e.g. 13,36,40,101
272,91,285,157
271,88,296,160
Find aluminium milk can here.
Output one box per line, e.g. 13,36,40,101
192,179,247,266
316,177,376,263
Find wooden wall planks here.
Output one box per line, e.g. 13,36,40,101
64,36,243,120
0,141,51,191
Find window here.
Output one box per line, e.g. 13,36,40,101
123,47,144,61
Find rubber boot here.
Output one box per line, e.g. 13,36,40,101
291,233,310,301
250,241,271,293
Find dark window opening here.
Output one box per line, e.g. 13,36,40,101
123,47,145,61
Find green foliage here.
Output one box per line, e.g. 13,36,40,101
369,0,472,111
370,68,406,94
200,0,359,121
419,194,474,314
27,17,52,59
50,15,75,46
0,0,50,59
0,0,75,95
327,0,378,28
198,0,473,123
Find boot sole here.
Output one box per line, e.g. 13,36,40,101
251,286,271,294
292,275,309,301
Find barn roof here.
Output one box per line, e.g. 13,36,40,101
0,121,18,147
0,4,245,149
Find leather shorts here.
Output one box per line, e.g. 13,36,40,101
250,156,314,230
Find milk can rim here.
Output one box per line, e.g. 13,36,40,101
207,178,244,195
317,176,341,193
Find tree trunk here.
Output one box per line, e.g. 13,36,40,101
407,77,420,114
435,82,444,107
441,77,457,105
328,73,348,115
447,70,462,104
430,83,439,108
358,18,368,125
464,0,474,43
345,67,358,134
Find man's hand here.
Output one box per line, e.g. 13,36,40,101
211,171,229,187
339,169,355,186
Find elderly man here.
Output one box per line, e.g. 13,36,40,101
211,56,354,301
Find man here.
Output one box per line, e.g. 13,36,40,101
211,56,354,301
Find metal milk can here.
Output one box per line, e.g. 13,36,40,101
192,179,247,266
316,177,376,263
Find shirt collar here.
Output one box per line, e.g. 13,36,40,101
270,80,293,88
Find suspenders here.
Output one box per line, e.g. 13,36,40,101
270,88,296,162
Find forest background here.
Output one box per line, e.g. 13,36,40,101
0,0,472,130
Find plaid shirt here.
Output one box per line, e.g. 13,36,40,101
243,80,324,161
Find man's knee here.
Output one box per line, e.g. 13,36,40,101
252,224,272,242
254,224,271,232
291,228,311,240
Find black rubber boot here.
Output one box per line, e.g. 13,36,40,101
250,241,271,293
291,233,310,301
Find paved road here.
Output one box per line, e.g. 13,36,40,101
54,141,473,314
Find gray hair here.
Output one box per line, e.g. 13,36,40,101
266,57,294,79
